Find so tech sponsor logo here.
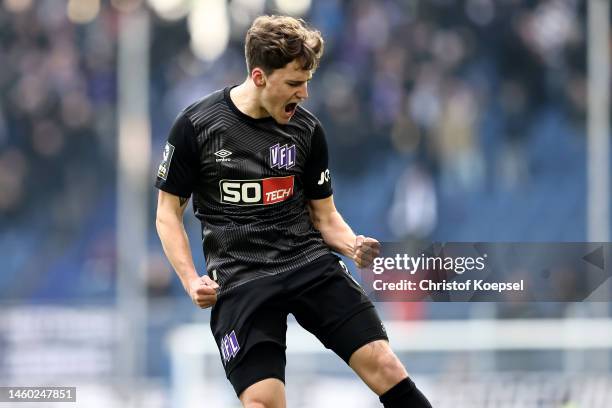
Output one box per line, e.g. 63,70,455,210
219,176,294,206
220,330,240,365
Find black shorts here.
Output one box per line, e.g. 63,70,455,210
210,253,388,397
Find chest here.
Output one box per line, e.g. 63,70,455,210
199,121,311,180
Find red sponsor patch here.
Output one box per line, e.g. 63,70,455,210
263,176,294,205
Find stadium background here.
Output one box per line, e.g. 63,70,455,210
0,0,611,406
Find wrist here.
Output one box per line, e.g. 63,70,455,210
181,272,200,293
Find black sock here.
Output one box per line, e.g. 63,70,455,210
379,377,433,408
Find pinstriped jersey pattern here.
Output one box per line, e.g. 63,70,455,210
183,88,332,296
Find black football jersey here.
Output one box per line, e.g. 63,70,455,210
155,87,334,295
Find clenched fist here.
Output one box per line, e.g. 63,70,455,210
353,235,380,268
188,275,219,309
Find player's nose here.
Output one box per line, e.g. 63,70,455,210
296,82,309,100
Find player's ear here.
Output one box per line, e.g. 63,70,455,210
251,68,266,87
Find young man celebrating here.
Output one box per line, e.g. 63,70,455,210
155,15,433,408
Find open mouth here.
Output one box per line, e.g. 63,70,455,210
284,102,297,114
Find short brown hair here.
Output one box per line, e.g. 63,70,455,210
245,15,324,75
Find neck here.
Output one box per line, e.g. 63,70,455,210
230,79,269,119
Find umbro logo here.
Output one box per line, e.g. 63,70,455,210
214,149,232,162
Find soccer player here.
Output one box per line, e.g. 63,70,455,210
155,15,433,408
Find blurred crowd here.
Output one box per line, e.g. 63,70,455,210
0,1,116,222
0,0,603,300
0,1,119,299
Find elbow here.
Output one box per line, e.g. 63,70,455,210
155,210,175,235
309,213,325,232
155,213,165,235
310,217,321,231
312,217,331,235
313,211,338,230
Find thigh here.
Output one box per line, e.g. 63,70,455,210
231,342,287,402
211,279,288,383
289,256,388,362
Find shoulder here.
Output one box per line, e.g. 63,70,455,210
180,88,228,130
291,105,322,134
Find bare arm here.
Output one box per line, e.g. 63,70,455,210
307,195,355,257
308,195,380,267
156,190,217,308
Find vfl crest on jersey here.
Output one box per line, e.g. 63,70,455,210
157,142,175,180
220,330,240,364
269,143,296,169
220,176,294,206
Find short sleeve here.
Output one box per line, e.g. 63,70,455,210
303,122,333,199
154,114,198,198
